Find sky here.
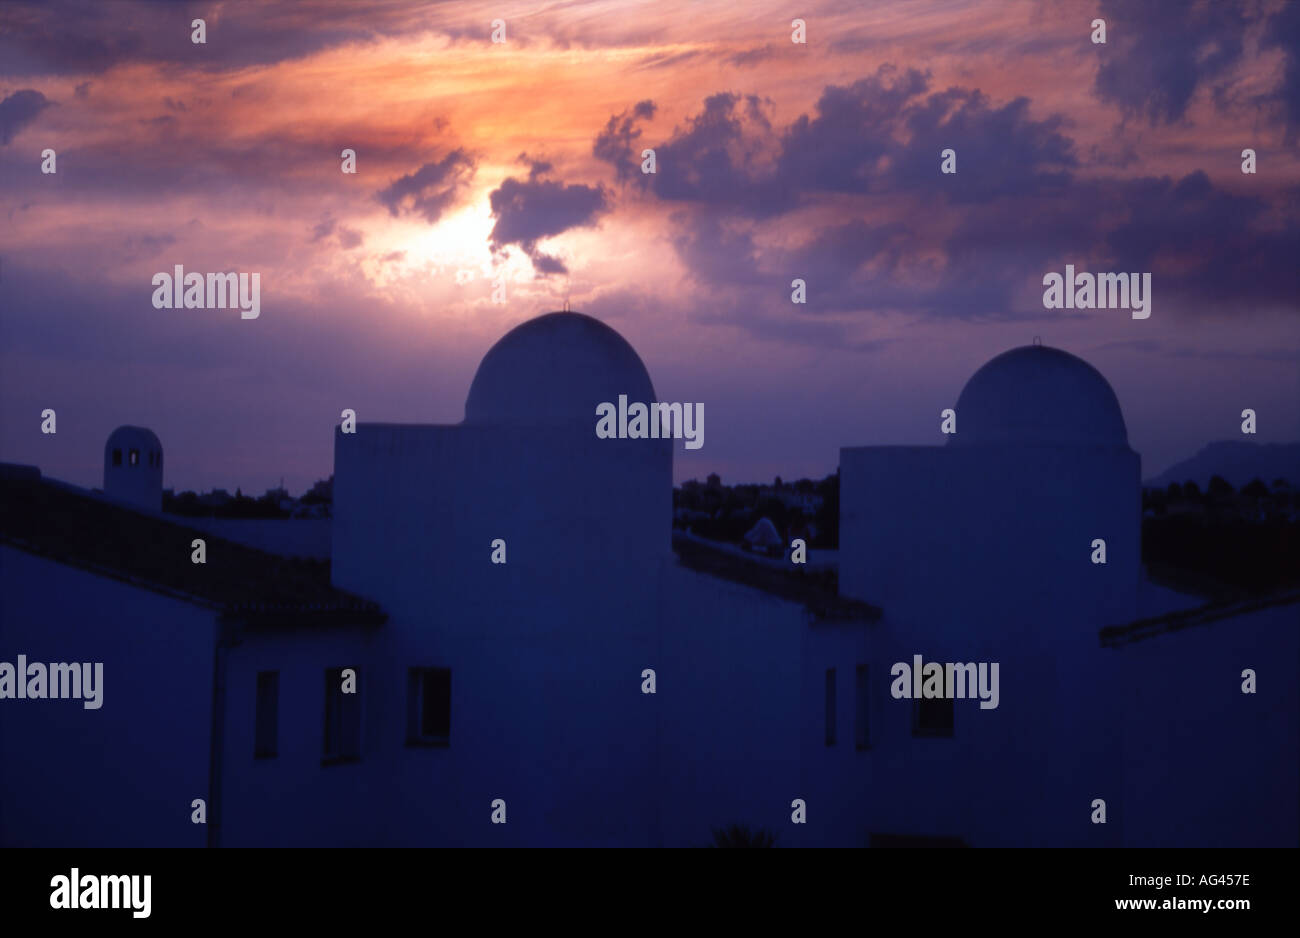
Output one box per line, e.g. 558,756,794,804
2,0,1298,495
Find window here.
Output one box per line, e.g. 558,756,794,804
824,668,836,746
112,448,122,466
254,671,279,758
128,448,139,466
854,665,870,750
323,666,362,763
407,668,451,745
913,670,954,737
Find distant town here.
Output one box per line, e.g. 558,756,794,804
160,469,1298,600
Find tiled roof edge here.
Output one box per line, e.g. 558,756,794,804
1100,589,1300,648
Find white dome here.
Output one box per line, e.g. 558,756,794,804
948,345,1129,447
464,312,657,427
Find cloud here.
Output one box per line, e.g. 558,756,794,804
627,92,793,217
487,160,607,275
592,100,656,182
593,65,1300,331
1092,0,1249,125
1261,0,1300,142
728,45,776,68
375,150,476,223
1102,171,1300,308
599,68,1076,221
0,0,435,76
0,90,52,145
310,214,363,249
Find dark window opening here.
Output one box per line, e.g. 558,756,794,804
407,667,451,745
913,670,954,737
824,667,837,746
254,671,279,758
855,664,870,750
323,666,362,763
112,448,122,466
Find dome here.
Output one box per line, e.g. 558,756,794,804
948,345,1129,447
464,312,657,427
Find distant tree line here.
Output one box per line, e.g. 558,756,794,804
1143,477,1298,597
1143,476,1296,518
674,472,840,548
163,476,333,519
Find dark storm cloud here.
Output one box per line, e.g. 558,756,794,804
375,150,476,224
633,92,795,217
594,63,1300,326
597,68,1077,218
487,161,607,275
1102,171,1300,307
774,67,931,196
0,0,426,76
1261,0,1300,142
0,90,52,144
592,100,657,181
1092,0,1249,125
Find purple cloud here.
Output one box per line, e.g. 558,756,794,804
375,150,476,223
487,160,607,275
0,90,52,145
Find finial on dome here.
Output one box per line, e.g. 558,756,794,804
1033,335,1042,346
563,296,570,312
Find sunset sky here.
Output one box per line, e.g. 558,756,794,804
2,0,1298,494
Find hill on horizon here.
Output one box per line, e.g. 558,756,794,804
1145,441,1300,490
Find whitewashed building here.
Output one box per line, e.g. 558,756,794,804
2,314,1295,847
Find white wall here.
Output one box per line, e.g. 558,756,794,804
0,547,214,846
657,567,806,847
218,421,674,846
1119,601,1299,846
837,443,1139,845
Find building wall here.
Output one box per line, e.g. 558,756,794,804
218,421,675,846
332,423,671,627
219,562,812,848
838,444,1139,845
658,567,806,847
219,615,664,847
0,546,214,847
1119,601,1300,847
798,620,875,846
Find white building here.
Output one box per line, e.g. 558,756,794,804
2,314,1295,847
103,425,163,512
